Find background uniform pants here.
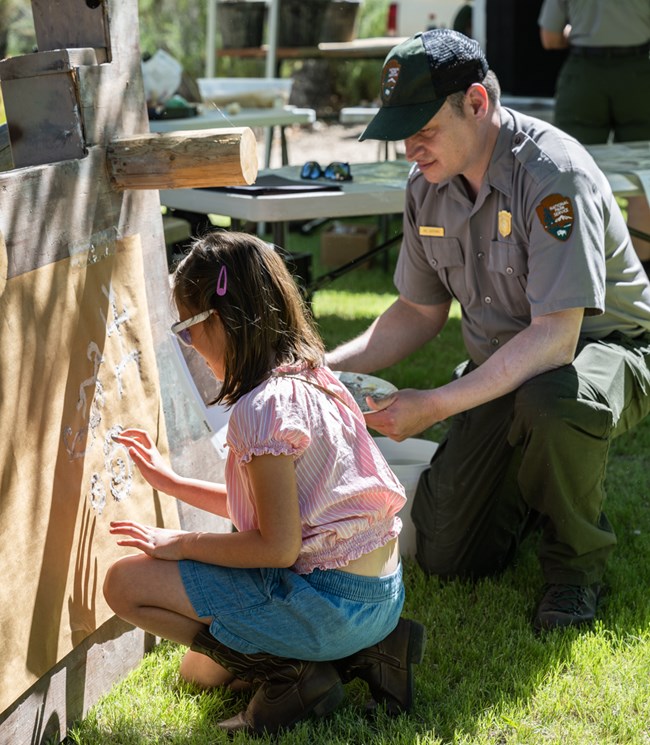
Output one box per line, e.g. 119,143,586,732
412,333,650,585
554,51,650,144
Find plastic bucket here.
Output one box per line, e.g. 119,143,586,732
321,0,362,43
217,1,267,49
374,437,438,558
278,0,330,47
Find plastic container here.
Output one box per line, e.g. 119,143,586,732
197,77,293,108
373,436,438,558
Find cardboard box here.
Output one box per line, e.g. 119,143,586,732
320,222,378,269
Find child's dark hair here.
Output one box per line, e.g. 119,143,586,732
172,231,324,405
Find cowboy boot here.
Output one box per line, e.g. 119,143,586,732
334,617,426,715
190,628,344,735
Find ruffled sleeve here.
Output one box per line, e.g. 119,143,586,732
227,377,312,464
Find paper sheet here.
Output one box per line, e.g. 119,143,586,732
0,235,179,713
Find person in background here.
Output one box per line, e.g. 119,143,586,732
538,0,650,274
452,1,473,38
103,232,425,735
326,29,650,633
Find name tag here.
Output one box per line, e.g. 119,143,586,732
419,225,445,237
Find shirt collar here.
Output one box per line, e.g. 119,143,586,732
485,107,517,198
435,106,517,201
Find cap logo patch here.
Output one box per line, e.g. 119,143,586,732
535,194,574,241
381,59,401,103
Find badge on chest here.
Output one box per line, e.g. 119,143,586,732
498,210,512,238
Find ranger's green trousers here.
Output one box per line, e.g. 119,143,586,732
412,333,650,585
554,52,650,144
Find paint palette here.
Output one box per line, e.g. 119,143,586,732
334,371,397,413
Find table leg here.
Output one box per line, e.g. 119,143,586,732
629,226,650,245
280,126,289,165
264,126,273,168
271,221,286,248
308,232,403,294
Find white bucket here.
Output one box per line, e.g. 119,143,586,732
374,437,438,558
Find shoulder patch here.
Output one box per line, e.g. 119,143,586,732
535,194,574,241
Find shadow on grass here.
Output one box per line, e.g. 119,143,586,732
64,429,650,744
400,418,650,743
312,264,650,740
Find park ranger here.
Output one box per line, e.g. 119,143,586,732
326,29,650,631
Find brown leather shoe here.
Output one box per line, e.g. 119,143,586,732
218,659,344,735
335,617,426,715
190,628,344,735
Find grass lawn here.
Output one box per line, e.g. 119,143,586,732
63,221,650,744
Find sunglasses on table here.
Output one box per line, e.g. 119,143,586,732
171,309,216,346
300,161,353,182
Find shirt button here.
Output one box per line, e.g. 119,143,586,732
477,251,485,259
491,337,500,346
431,258,438,267
506,266,514,275
485,296,492,304
514,135,522,145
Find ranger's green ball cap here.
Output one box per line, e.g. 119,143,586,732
360,29,489,142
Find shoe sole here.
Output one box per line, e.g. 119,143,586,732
310,680,346,719
401,620,426,713
405,619,427,665
223,681,346,736
368,619,427,716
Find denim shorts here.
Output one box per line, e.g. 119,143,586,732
178,560,404,660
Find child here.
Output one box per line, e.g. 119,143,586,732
103,231,425,735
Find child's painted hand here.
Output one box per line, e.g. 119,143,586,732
109,520,188,560
112,427,177,495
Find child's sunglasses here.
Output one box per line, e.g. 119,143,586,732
300,161,352,182
171,309,216,346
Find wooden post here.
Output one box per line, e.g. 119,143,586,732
0,1,235,742
106,127,258,190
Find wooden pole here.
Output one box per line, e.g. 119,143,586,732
106,127,258,190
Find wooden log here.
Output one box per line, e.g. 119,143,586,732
106,127,258,190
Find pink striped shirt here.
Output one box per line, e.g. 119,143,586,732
225,363,406,574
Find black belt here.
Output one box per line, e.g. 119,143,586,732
570,41,650,58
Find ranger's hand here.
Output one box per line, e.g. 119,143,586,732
363,388,440,441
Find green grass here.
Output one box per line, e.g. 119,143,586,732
64,223,650,744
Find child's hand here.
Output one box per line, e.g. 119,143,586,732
110,520,188,560
112,427,177,495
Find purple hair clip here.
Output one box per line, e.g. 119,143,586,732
216,264,228,296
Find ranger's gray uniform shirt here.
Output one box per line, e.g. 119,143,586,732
538,0,650,47
394,108,650,365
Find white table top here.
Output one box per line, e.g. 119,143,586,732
159,160,411,223
159,143,650,226
149,105,316,133
585,141,650,200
